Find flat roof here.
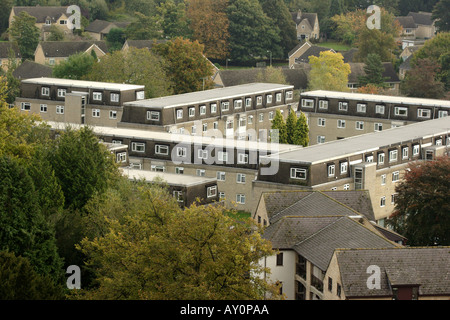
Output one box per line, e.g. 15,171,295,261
22,77,145,92
262,116,450,164
123,83,294,109
301,90,450,108
45,122,302,153
121,168,217,187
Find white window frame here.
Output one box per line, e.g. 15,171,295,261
381,174,386,185
199,105,206,115
188,107,195,117
402,147,409,159
375,105,385,114
173,191,183,202
356,121,364,130
56,105,64,114
136,91,145,100
269,111,274,120
259,113,264,122
218,151,228,162
380,196,386,207
57,89,66,98
438,110,448,118
266,94,272,104
175,167,184,174
392,171,400,182
417,108,431,118
147,111,160,121
338,102,348,111
337,119,346,128
236,194,246,204
92,109,100,118
131,142,145,152
285,91,293,100
21,102,31,111
344,184,350,190
216,171,226,181
196,169,205,177
276,93,282,102
374,123,383,132
155,144,169,155
40,104,47,113
318,118,326,127
340,162,348,174
389,149,398,162
317,135,325,144
238,153,248,164
207,186,217,198
378,153,385,165
109,110,117,119
290,168,307,180
328,164,335,177
210,103,217,114
93,92,102,101
41,87,50,96
319,100,328,110
176,109,183,119
413,145,420,156
236,173,246,184
245,98,252,108
110,93,120,103
198,149,208,160
221,101,230,111
116,152,127,163
394,106,408,116
357,103,367,113
256,96,263,105
234,99,242,109
302,99,314,108
176,147,187,157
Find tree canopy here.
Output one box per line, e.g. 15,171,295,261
308,51,351,92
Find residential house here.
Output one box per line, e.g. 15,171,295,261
288,41,335,69
85,20,130,41
34,41,108,66
256,116,450,223
256,190,400,300
291,10,320,41
0,42,21,72
297,90,450,145
395,11,436,40
347,62,400,92
15,77,145,126
325,247,450,300
9,6,73,41
121,39,167,52
12,60,52,80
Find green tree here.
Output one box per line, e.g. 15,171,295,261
106,28,126,52
153,37,215,94
125,12,161,40
285,109,298,145
388,157,450,246
0,0,13,35
0,49,21,104
76,181,281,300
52,52,96,80
354,28,397,62
158,0,192,39
47,24,65,41
401,58,445,99
255,66,287,84
227,0,282,61
432,0,450,32
87,47,172,98
8,11,41,60
0,251,64,300
270,109,287,143
308,51,351,92
358,53,388,87
293,111,309,147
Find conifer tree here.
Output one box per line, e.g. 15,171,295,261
285,109,298,145
293,111,309,147
270,110,287,144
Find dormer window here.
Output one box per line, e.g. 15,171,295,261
45,19,51,25
41,87,50,96
93,92,102,101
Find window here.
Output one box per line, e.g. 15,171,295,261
413,145,420,156
21,102,31,111
402,147,409,159
438,110,448,118
173,191,183,202
198,149,208,160
155,145,169,155
337,284,342,298
147,111,160,121
355,168,363,190
175,167,184,174
394,106,408,116
210,103,217,114
109,110,117,119
199,105,206,115
374,123,383,132
213,121,218,129
45,19,51,25
57,89,66,97
202,123,208,133
256,96,263,105
92,109,100,117
56,105,64,114
196,169,206,176
245,98,252,108
276,93,282,102
131,142,145,152
41,87,50,96
302,99,314,108
207,186,217,198
266,95,272,104
337,119,346,128
236,194,245,204
226,120,233,129
136,91,145,100
176,147,187,157
357,103,367,113
290,168,307,180
344,184,350,190
328,164,335,177
417,109,431,118
259,113,264,122
356,121,364,130
375,105,385,114
93,92,102,101
247,116,253,125
176,109,183,119
110,93,120,102
221,101,229,111
188,107,195,117
391,194,397,204
237,173,246,184
269,111,274,120
365,155,374,163
234,99,242,109
218,151,228,162
328,277,333,292
238,153,248,164
319,100,328,110
286,91,293,100
317,135,325,144
340,162,348,174
338,102,348,111
59,19,67,25
116,152,127,163
378,153,385,165
318,118,326,127
49,59,55,66
389,150,398,162
380,196,386,207
219,192,225,199
216,171,226,181
276,253,283,266
40,104,47,113
239,117,246,127
392,171,400,182
381,174,386,185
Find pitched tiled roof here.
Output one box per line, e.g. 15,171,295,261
12,60,52,79
291,11,317,28
336,247,450,297
12,6,68,24
0,42,21,59
85,20,130,33
38,41,108,57
395,16,417,29
295,46,335,63
408,11,434,26
124,39,167,50
347,62,400,83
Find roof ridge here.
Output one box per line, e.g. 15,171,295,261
269,191,315,222
317,191,364,216
292,216,346,247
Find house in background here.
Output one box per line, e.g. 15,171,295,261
121,39,167,52
85,20,130,41
347,62,401,92
34,41,108,66
288,41,335,69
325,247,450,300
291,10,320,41
12,60,52,80
0,42,22,72
9,6,73,41
395,11,436,41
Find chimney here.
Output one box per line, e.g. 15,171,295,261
297,10,302,20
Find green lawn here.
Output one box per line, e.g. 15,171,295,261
319,41,352,52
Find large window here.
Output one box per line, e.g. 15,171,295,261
394,106,408,116
41,87,50,96
302,99,314,108
93,92,102,101
131,142,145,152
155,144,169,155
290,168,307,180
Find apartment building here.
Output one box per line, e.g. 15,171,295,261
255,116,450,223
15,77,145,126
324,247,450,300
119,82,296,141
298,90,450,145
